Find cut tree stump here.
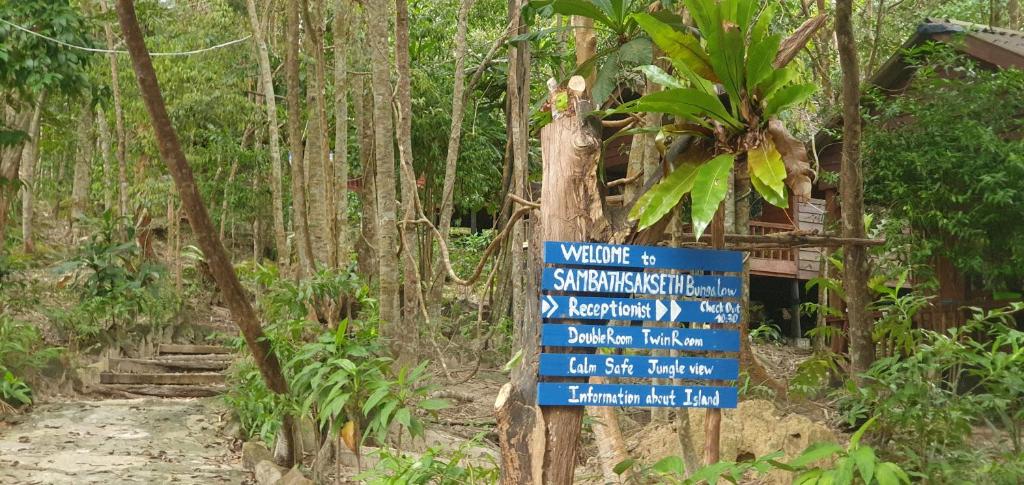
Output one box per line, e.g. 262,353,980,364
158,344,232,355
100,372,226,385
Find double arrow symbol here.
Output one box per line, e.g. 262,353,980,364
541,294,559,318
655,300,682,321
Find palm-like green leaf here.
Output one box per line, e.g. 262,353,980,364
614,88,740,129
636,64,683,89
690,153,735,240
750,168,788,208
747,139,787,201
632,13,717,82
764,83,816,118
529,0,613,28
629,161,701,230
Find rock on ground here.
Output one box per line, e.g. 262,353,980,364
254,460,284,484
0,397,246,484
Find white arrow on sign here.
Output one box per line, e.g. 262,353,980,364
655,300,667,320
670,300,681,321
542,295,558,318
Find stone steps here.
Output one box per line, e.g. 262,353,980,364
98,343,234,398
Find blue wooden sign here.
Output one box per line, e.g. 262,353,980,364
539,353,739,380
543,241,742,272
541,324,740,352
542,268,740,298
540,295,740,323
537,382,738,408
538,241,741,410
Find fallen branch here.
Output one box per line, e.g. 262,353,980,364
677,230,884,248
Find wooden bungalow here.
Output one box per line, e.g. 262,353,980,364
814,18,1024,333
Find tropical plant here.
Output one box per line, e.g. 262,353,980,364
523,0,667,105
749,321,783,344
777,418,910,485
358,433,499,484
610,0,817,238
1,369,32,409
836,303,1024,481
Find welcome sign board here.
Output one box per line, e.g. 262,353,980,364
538,241,742,409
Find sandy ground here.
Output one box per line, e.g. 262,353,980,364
0,398,245,484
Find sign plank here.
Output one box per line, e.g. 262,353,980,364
543,241,742,272
542,268,740,298
539,353,739,380
537,382,738,408
541,324,740,352
540,295,740,323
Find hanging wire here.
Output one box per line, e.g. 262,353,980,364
0,17,251,57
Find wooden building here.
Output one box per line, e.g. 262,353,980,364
814,18,1024,332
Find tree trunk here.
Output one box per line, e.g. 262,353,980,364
537,78,603,485
703,204,726,465
99,0,129,221
245,0,289,266
432,0,476,294
286,0,316,278
496,2,543,482
394,0,422,360
304,0,335,267
71,97,95,239
20,95,45,254
355,74,379,284
114,0,296,466
334,0,351,268
0,106,30,245
366,0,402,357
97,106,114,212
587,377,632,483
572,16,597,89
836,0,874,377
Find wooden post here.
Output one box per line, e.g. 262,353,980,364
704,202,727,465
495,75,603,484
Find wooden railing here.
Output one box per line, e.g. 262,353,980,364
749,221,798,277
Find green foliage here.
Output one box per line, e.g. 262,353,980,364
836,303,1024,481
863,43,1024,291
778,419,910,485
52,211,177,351
0,315,61,409
0,0,94,100
223,359,286,443
788,351,843,399
749,322,783,345
616,0,816,237
615,420,910,484
357,433,499,484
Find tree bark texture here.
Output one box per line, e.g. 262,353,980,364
286,0,316,278
19,95,45,253
334,0,351,268
587,377,632,483
496,2,542,482
115,0,296,466
538,78,603,485
394,0,422,357
703,203,726,465
97,106,114,212
835,0,874,377
245,0,289,266
304,0,336,267
71,97,95,239
100,0,129,221
354,73,379,284
0,105,30,245
366,0,402,356
432,0,476,283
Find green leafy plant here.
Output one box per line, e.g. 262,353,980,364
614,0,817,238
778,418,910,485
223,359,287,444
1,369,32,409
749,322,783,344
835,303,1024,481
788,351,843,399
357,433,499,484
614,451,787,484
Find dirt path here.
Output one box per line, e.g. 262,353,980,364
0,398,246,484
